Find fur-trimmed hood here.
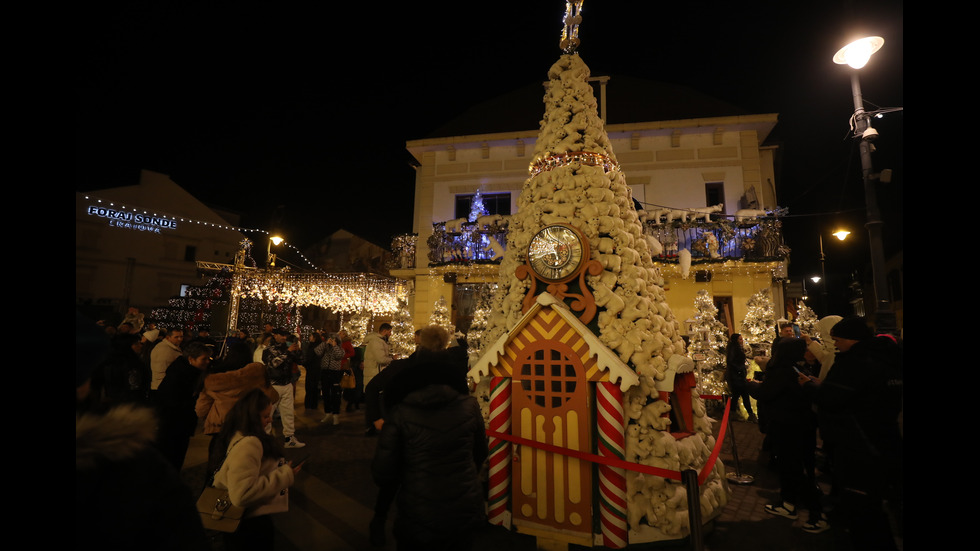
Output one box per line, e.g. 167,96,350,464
76,404,158,471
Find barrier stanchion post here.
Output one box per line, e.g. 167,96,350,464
682,469,704,551
723,393,754,485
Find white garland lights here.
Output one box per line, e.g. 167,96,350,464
82,193,406,315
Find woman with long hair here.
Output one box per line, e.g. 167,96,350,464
211,388,303,551
725,333,756,422
196,341,278,478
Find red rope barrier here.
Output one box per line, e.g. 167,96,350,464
485,398,733,487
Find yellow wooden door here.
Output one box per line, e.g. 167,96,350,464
512,339,592,542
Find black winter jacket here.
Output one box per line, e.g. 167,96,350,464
372,383,488,548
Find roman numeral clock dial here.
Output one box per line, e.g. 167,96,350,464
527,225,585,282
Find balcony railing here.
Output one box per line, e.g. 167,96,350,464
390,217,787,270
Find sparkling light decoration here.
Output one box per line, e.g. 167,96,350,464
234,271,407,316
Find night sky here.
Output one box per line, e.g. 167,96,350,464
76,1,903,315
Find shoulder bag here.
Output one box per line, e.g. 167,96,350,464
196,439,246,532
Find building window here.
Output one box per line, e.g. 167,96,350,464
455,192,511,220
705,182,725,217
185,246,197,262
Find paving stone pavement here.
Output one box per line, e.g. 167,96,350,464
181,381,880,551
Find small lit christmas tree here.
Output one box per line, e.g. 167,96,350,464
689,290,728,403
796,300,818,338
468,189,489,222
465,286,495,367
389,300,416,359
740,288,776,352
428,296,456,341
346,311,371,347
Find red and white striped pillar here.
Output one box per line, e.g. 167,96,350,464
487,376,512,525
596,381,628,548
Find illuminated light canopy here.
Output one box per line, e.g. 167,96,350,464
833,230,851,241
529,150,619,177
234,270,407,315
833,36,884,69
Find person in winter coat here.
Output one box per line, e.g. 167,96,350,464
725,333,756,422
212,388,304,551
315,333,347,425
362,323,393,391
155,340,212,471
747,338,825,533
196,342,279,478
801,316,903,549
76,311,209,551
371,348,488,551
303,332,324,410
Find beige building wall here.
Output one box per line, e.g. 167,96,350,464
404,114,783,333
76,170,245,321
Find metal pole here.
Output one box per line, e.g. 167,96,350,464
682,469,704,551
725,396,754,485
849,72,895,334
818,234,828,315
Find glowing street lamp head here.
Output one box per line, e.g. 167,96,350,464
270,236,284,246
811,276,822,284
833,36,884,69
833,229,851,241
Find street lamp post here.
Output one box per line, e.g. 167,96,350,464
833,37,896,334
816,229,850,316
267,235,283,268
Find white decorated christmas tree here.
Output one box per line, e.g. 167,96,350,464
480,8,728,539
689,290,728,400
468,188,489,222
389,300,416,359
739,288,776,352
795,300,818,338
428,296,456,340
346,311,371,347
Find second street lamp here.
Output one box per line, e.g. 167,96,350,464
833,36,895,334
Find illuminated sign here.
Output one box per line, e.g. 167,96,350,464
86,205,178,233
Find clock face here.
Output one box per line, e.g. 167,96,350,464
528,225,585,281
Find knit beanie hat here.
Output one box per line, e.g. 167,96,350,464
830,316,873,341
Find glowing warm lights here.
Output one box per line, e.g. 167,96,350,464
833,230,851,241
833,36,884,69
529,151,619,177
234,271,406,315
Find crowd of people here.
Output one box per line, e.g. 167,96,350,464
79,305,902,550
77,309,490,550
725,316,903,550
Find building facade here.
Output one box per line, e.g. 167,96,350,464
76,170,246,325
395,104,787,338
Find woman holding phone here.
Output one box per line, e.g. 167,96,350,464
212,388,304,551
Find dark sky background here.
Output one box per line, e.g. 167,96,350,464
76,1,902,316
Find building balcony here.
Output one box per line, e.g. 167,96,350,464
389,217,788,271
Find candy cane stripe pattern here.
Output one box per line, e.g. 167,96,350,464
487,376,512,525
596,381,628,548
